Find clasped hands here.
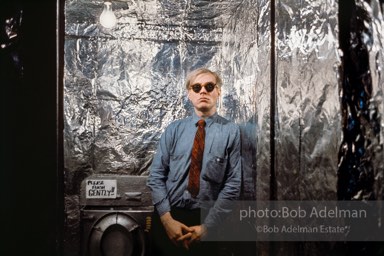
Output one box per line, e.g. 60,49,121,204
160,212,207,250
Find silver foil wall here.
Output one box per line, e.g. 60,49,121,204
63,0,384,255
275,0,340,201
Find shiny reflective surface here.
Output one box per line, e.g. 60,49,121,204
62,0,384,255
337,0,384,203
63,0,268,181
275,0,340,200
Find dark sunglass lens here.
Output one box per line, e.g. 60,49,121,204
192,84,202,93
205,83,215,92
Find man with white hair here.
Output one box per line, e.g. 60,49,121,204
148,68,241,255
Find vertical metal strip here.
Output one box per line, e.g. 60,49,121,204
270,0,277,201
269,1,278,255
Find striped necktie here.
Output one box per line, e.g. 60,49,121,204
187,119,206,198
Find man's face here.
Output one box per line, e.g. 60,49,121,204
188,73,221,116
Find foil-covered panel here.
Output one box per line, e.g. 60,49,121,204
336,2,384,253
62,0,384,255
0,1,23,77
64,1,267,254
370,1,384,201
219,0,271,200
275,0,340,200
338,0,384,201
64,0,265,182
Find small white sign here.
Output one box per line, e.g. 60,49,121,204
86,179,117,199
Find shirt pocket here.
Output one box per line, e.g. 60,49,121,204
168,154,185,181
202,153,227,184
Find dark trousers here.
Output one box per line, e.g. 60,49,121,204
151,207,218,256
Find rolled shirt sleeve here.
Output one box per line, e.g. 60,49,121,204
147,128,172,216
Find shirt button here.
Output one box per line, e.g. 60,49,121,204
184,190,191,198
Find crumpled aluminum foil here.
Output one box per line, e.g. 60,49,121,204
337,0,384,203
63,0,265,185
0,1,23,76
63,0,384,255
274,0,341,200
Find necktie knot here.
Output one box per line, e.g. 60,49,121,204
197,119,206,128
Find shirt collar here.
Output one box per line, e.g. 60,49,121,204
191,112,217,127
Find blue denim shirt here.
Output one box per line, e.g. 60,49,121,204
147,112,241,228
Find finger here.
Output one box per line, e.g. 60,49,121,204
177,232,192,241
189,234,196,242
168,233,181,246
189,232,202,243
180,224,194,233
170,238,179,247
183,239,190,250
